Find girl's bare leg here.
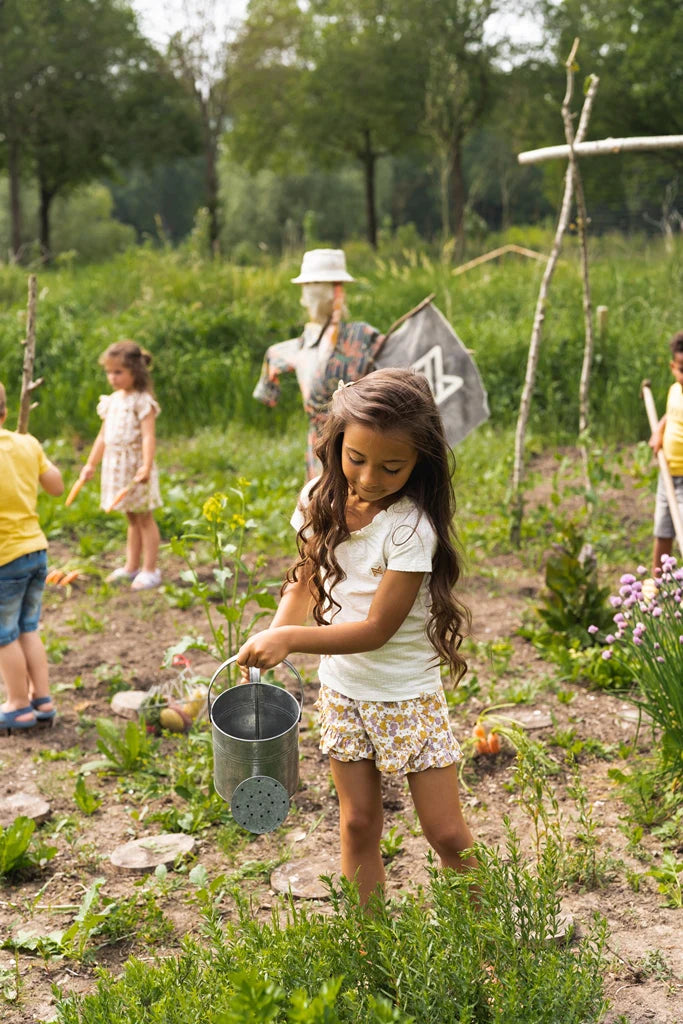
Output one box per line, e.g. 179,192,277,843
20,632,53,712
408,764,477,871
0,640,32,720
125,512,142,573
136,512,160,572
329,757,385,904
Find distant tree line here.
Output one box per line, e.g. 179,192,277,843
0,0,680,263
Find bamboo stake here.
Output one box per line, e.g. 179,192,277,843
17,274,43,433
451,244,546,277
641,381,683,554
510,40,598,546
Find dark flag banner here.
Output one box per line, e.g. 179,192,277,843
373,300,489,448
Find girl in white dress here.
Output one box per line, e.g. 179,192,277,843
79,340,162,590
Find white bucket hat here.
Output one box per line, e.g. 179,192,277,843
291,248,354,284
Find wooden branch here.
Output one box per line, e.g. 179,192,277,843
641,381,683,553
510,41,599,545
518,134,683,166
17,274,39,433
451,244,546,277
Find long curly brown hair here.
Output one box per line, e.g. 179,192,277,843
286,368,470,681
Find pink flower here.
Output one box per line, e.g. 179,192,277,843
620,574,636,584
610,596,623,608
601,650,612,660
606,634,615,643
588,625,599,635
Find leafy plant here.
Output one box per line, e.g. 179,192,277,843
646,853,683,909
0,817,57,879
82,717,156,775
166,482,279,680
535,524,613,643
73,775,102,815
379,826,404,861
590,559,683,777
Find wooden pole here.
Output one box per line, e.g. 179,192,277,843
510,41,598,545
518,135,683,166
641,381,683,554
17,274,43,433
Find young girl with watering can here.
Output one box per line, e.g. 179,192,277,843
237,368,475,904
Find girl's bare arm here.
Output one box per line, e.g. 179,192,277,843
134,412,156,483
80,426,105,480
237,569,424,670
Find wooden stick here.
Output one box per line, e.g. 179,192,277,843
65,478,85,506
641,381,683,554
510,41,599,545
451,244,545,277
519,134,683,166
17,274,39,433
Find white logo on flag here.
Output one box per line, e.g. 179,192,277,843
411,346,464,405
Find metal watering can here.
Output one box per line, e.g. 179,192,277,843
207,654,304,834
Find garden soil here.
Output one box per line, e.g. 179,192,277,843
1,459,681,1024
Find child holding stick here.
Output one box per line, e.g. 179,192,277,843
648,330,683,575
0,381,63,731
237,368,475,903
79,340,162,590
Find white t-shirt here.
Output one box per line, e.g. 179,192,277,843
291,479,441,700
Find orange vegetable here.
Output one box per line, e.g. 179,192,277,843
487,732,501,754
106,485,130,513
59,570,80,586
46,569,65,584
65,478,84,507
476,738,491,755
472,723,487,741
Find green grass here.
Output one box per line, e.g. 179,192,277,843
2,234,681,445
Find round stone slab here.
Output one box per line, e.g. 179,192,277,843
110,690,148,720
499,707,553,731
270,853,339,899
0,791,51,827
231,776,289,834
110,833,195,872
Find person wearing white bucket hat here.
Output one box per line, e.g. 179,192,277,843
253,248,383,478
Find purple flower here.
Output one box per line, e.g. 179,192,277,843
637,565,647,575
588,625,599,635
606,634,615,643
614,613,627,625
620,574,636,585
652,606,662,617
601,650,612,660
610,596,623,608
657,656,665,663
633,636,642,645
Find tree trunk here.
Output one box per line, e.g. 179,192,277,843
439,152,450,244
39,183,55,265
450,140,465,260
206,137,219,257
361,130,377,249
8,136,22,261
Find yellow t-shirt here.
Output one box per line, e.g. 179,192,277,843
0,428,50,567
663,382,683,476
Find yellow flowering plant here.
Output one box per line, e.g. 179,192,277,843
165,479,279,680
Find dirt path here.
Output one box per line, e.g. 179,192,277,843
0,535,681,1024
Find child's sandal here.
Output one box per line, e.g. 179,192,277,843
31,697,57,725
0,706,38,734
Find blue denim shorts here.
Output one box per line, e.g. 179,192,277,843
653,473,683,538
0,550,47,646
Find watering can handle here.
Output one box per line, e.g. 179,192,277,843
207,654,305,721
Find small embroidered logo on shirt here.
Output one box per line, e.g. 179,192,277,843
370,565,385,577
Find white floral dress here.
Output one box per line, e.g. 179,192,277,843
97,390,162,513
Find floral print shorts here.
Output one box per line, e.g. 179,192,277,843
314,684,462,775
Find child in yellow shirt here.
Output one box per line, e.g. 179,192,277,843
648,331,683,575
0,382,64,732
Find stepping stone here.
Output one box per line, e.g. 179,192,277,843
270,853,338,899
617,706,653,726
110,690,148,719
110,833,195,872
0,791,51,828
496,707,553,731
